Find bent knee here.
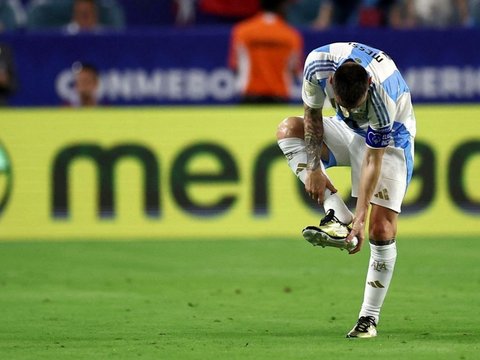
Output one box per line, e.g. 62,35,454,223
276,116,304,140
369,220,397,241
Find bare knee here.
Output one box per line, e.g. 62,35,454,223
369,220,396,241
276,116,304,140
369,206,398,241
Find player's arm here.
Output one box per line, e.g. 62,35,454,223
301,52,337,203
348,146,385,253
347,84,397,252
304,104,323,170
304,104,324,202
303,104,336,203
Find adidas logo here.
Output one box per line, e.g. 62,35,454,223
368,280,385,288
374,188,390,200
295,163,307,175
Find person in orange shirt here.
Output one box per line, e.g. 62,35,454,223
229,0,304,103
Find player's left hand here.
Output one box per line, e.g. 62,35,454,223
305,168,337,204
347,220,365,254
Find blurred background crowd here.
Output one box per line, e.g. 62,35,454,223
1,0,479,107
0,0,479,33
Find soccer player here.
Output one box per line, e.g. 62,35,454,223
276,42,416,338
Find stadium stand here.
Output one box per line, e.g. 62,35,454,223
287,0,401,29
0,0,26,31
25,0,124,30
399,0,469,27
119,0,175,27
470,0,480,25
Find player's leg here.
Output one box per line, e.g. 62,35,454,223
347,205,398,338
276,116,353,224
347,144,409,338
276,116,357,250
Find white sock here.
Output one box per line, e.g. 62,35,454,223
359,241,397,324
277,137,353,224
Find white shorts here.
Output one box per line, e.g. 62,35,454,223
321,116,414,213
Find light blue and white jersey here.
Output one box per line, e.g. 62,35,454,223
302,42,416,151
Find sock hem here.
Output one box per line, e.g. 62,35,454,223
369,239,395,246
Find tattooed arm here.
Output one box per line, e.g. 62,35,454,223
303,104,336,203
304,105,323,170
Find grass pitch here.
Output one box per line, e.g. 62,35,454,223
0,236,479,359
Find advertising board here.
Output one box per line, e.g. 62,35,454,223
0,106,478,240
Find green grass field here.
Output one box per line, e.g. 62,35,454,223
1,237,479,359
1,104,479,358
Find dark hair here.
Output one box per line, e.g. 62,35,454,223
260,0,288,12
333,61,369,109
75,0,96,4
72,61,99,77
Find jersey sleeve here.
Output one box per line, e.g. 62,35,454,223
366,83,397,148
302,79,325,109
301,51,330,108
368,83,397,130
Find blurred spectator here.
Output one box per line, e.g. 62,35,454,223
66,0,101,33
399,0,469,28
307,0,358,28
470,0,480,25
357,0,400,27
173,0,196,26
0,43,16,106
0,0,26,31
287,0,361,29
286,0,324,28
229,0,303,103
196,0,260,25
69,61,100,107
26,0,124,31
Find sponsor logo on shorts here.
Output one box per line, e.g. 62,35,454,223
374,188,390,200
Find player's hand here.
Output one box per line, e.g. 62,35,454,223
305,168,337,204
347,219,365,254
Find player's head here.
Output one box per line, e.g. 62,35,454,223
260,0,290,14
332,61,370,109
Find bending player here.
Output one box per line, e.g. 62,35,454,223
276,42,416,338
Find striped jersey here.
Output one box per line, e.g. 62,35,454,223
302,42,416,150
